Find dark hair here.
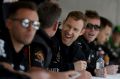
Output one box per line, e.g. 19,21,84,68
100,16,113,29
65,11,87,27
7,1,38,19
113,26,120,33
38,2,62,28
19,0,45,5
85,10,100,19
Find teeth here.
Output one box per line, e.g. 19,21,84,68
65,34,71,38
89,34,94,36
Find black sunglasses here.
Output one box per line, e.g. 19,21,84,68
11,18,40,30
86,23,101,30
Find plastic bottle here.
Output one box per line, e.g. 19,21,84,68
96,47,104,69
96,56,104,69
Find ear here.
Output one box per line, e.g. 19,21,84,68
80,28,85,36
62,20,66,25
53,20,58,31
5,19,13,30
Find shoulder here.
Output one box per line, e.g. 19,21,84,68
0,38,6,57
0,34,13,63
30,36,52,68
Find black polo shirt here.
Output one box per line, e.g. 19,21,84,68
0,33,29,72
30,29,53,68
53,29,86,71
77,36,99,75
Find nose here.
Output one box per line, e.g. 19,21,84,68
91,27,96,31
68,29,73,35
27,23,34,31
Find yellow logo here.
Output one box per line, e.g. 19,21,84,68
35,51,44,61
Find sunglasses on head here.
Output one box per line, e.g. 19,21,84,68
11,18,40,30
86,23,101,30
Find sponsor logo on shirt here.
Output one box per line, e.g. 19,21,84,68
0,39,6,57
35,50,44,66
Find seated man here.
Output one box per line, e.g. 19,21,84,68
0,1,50,79
54,11,87,72
95,16,118,75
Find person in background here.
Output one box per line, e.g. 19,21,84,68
96,16,113,45
95,16,113,63
106,26,120,72
0,1,50,79
95,16,118,75
107,26,120,63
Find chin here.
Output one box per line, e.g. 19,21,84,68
24,40,32,45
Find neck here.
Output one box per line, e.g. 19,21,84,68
97,39,104,45
10,37,24,53
44,28,52,38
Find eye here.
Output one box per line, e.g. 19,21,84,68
22,19,30,28
32,21,40,30
74,28,79,32
86,23,93,29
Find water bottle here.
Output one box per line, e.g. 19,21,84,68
96,56,104,69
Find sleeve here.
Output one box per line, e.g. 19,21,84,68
0,38,12,64
0,64,30,79
73,47,86,61
59,44,86,71
59,62,74,71
70,43,86,62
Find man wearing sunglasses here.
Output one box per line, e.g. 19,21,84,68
76,10,107,77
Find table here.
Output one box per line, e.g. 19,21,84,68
92,74,120,79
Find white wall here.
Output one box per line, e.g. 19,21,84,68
58,0,120,25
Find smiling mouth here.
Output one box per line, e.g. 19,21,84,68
88,33,95,37
64,33,72,39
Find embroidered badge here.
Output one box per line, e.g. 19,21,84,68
35,50,44,63
0,39,6,57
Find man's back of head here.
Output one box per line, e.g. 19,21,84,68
38,2,61,29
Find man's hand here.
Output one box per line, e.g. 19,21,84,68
0,62,14,71
28,67,51,79
50,70,80,79
106,65,118,75
95,68,107,77
74,60,87,71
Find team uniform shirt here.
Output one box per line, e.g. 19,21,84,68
30,29,53,69
77,36,99,75
0,33,29,72
52,29,86,71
